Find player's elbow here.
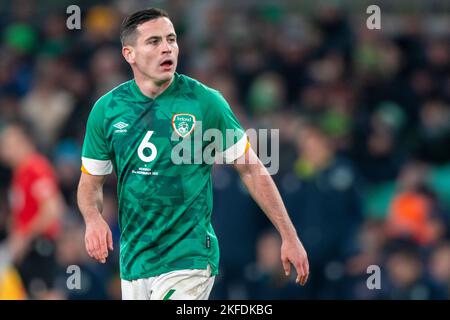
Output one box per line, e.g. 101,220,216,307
234,159,266,182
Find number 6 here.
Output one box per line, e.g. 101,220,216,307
138,131,157,162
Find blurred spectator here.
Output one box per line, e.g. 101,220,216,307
39,13,71,58
284,122,364,298
89,46,127,98
247,72,285,116
345,219,388,299
20,57,75,151
416,99,450,163
355,101,407,184
386,162,447,246
428,241,450,298
312,4,354,61
0,122,66,299
380,239,447,300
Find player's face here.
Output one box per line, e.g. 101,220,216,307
128,17,178,84
0,127,24,167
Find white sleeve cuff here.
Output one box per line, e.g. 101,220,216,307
82,157,113,175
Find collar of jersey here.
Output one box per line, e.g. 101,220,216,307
130,73,179,102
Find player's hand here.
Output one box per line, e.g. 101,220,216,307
281,237,309,286
7,233,30,264
84,214,113,263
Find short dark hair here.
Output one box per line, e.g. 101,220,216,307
120,8,170,46
0,119,35,144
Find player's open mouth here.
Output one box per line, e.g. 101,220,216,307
160,59,174,69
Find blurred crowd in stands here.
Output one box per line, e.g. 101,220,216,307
0,0,449,299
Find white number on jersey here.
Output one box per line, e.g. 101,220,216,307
138,131,157,162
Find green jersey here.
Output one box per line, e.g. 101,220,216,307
81,73,248,280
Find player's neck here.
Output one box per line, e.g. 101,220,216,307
134,74,173,99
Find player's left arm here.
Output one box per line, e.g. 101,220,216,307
232,147,309,285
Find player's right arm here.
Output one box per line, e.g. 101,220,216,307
77,173,113,264
78,97,114,264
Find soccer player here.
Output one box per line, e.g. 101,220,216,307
77,8,309,300
0,122,65,299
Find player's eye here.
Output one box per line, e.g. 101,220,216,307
148,39,160,45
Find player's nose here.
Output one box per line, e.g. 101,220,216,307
161,40,172,53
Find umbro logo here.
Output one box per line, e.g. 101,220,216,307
113,122,129,129
113,122,128,133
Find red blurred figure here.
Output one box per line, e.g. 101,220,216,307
0,122,65,299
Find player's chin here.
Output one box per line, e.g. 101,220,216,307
157,69,175,82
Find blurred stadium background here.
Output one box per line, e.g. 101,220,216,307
0,0,449,299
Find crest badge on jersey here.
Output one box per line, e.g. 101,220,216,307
172,113,196,137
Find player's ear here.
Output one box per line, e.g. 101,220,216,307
122,46,135,64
